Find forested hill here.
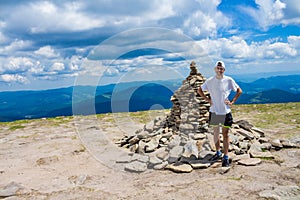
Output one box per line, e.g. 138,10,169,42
0,75,299,122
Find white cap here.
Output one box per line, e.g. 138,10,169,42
215,61,225,69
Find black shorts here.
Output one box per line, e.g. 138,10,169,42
209,112,233,128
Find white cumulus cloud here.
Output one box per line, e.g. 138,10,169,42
288,35,300,49
281,0,300,25
50,62,65,71
183,0,230,38
34,46,59,58
0,39,32,55
0,74,29,84
242,0,286,30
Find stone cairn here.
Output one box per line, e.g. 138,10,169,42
116,61,299,173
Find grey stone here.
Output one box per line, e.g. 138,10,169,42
76,174,88,185
232,154,250,162
238,158,262,166
233,146,243,155
151,128,164,136
260,142,272,150
239,141,250,151
235,120,253,132
131,154,149,163
148,155,163,167
182,140,199,158
165,163,193,173
281,140,297,148
137,131,150,139
137,140,147,153
229,134,239,145
128,136,139,145
160,137,168,144
250,151,275,159
270,139,283,148
145,135,161,152
189,161,210,169
193,133,206,140
115,154,132,163
251,127,265,137
198,150,214,159
250,130,261,139
219,167,231,174
259,137,269,143
125,161,148,173
156,150,169,161
129,144,139,152
161,131,172,139
237,129,255,140
168,146,183,163
248,142,263,153
0,182,23,198
179,123,194,130
153,161,168,170
259,185,300,200
144,121,154,132
168,135,181,149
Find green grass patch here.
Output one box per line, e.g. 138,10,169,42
9,125,26,130
17,133,39,138
232,102,300,137
129,109,169,124
227,176,242,181
259,157,275,161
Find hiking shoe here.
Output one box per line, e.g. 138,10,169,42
222,158,230,167
209,153,222,162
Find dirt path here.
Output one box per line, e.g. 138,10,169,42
0,116,299,199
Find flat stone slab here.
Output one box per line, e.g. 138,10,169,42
0,182,23,198
115,154,132,163
153,161,168,170
219,167,231,174
281,140,297,148
124,161,148,173
238,158,262,166
131,154,149,163
270,139,283,148
232,154,250,162
189,161,211,169
237,129,255,140
259,185,300,200
165,163,193,173
250,151,275,159
193,133,206,140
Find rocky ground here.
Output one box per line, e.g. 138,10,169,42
0,105,300,200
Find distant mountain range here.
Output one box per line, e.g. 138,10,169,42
0,75,299,122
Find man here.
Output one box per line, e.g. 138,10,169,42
197,61,242,167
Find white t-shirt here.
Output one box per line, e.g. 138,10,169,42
201,75,239,115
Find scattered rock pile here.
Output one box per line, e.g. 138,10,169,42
116,62,299,173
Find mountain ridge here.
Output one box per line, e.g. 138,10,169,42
0,75,299,122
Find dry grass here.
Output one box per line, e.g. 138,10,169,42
1,102,299,140
232,102,300,139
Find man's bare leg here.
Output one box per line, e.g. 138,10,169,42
221,127,230,167
222,127,229,156
209,125,222,161
213,125,221,151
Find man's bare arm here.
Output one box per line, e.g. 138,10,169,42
197,87,212,104
225,88,242,106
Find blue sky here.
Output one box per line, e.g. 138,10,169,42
0,0,299,91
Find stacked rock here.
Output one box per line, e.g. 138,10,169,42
165,61,210,134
